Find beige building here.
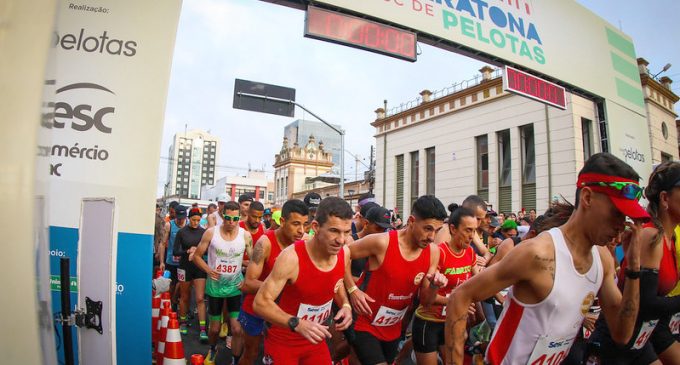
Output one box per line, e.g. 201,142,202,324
638,58,679,164
273,135,334,205
373,63,677,218
292,179,371,208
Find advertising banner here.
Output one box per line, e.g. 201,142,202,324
312,0,651,179
44,0,182,363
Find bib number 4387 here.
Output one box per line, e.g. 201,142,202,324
215,264,238,274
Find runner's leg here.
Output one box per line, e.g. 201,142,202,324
194,278,207,337
227,295,244,363
178,280,191,332
238,309,263,365
658,342,680,365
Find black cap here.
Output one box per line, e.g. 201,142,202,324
365,206,392,229
238,194,254,203
169,201,180,209
304,192,322,208
175,205,187,218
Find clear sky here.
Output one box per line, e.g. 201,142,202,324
158,0,680,197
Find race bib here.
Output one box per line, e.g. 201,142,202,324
632,320,658,350
177,268,186,282
670,313,680,335
297,300,333,324
215,257,240,277
528,336,574,365
372,305,408,327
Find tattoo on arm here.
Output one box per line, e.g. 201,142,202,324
252,243,264,264
534,255,556,280
621,299,636,318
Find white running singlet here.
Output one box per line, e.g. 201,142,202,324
485,227,603,365
210,211,223,226
206,226,246,298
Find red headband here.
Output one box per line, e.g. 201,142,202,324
576,173,650,221
576,173,639,187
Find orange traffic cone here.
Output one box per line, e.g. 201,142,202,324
163,317,185,364
156,303,171,365
160,292,171,311
152,296,161,352
190,354,204,365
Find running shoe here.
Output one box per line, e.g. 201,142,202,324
204,349,217,365
179,323,188,335
219,323,228,338
199,330,208,343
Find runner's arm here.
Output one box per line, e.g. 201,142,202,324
191,228,215,277
242,235,271,294
333,247,353,331
244,231,254,260
445,242,536,365
471,232,492,264
487,237,515,266
207,213,216,228
346,233,388,315
348,232,388,260
420,244,447,306
159,222,170,270
172,230,185,257
253,247,299,328
599,221,642,346
636,228,680,318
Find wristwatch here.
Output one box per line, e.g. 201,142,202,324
624,268,641,279
288,316,300,332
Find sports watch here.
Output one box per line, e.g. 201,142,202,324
288,316,300,332
624,268,641,279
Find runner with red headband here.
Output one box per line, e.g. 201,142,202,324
587,161,680,365
445,152,647,365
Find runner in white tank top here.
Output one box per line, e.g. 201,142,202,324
485,227,603,364
443,153,650,365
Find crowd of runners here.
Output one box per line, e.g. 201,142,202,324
152,153,680,365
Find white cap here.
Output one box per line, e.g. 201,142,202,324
217,193,229,203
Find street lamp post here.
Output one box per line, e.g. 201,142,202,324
236,92,345,198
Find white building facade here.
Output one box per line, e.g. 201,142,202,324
201,170,273,205
374,65,677,218
165,129,219,199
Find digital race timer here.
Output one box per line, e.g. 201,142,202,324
503,66,567,109
305,6,417,62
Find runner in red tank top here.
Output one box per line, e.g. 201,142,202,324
239,200,265,264
346,195,449,365
254,197,355,365
413,205,479,365
239,199,309,365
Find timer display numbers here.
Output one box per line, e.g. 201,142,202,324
305,6,417,62
503,66,567,110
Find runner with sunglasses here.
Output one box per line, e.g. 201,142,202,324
193,201,254,365
445,153,647,365
588,161,680,365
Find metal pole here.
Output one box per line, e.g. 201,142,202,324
60,257,74,365
236,92,345,198
340,132,345,199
